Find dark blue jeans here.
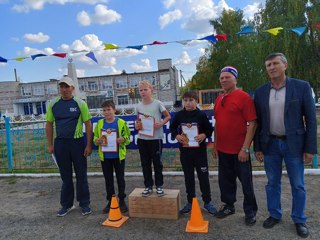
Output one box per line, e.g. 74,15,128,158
264,138,306,223
54,138,90,208
218,151,257,217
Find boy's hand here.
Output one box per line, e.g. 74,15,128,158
117,137,125,143
195,133,206,144
176,134,188,146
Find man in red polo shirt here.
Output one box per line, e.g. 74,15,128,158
212,66,258,226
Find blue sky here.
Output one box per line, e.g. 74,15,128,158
0,0,265,83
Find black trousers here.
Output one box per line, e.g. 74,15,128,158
101,158,126,201
137,139,163,188
218,151,258,217
54,138,90,208
180,148,212,204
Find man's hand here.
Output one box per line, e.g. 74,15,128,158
304,153,313,164
84,146,92,157
254,151,264,162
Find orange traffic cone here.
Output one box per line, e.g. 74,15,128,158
102,195,129,228
185,197,208,233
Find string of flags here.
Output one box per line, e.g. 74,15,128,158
1,23,319,64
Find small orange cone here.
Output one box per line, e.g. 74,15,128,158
102,195,129,228
185,197,208,233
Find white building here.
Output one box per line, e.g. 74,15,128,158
0,59,180,116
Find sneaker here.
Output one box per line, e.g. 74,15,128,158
204,202,217,215
215,204,235,218
57,205,75,217
180,203,192,214
156,186,164,196
142,187,153,197
119,199,128,213
81,206,92,216
102,201,111,214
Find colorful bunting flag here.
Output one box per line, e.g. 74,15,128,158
71,49,88,53
31,54,47,60
126,45,144,50
214,34,227,41
52,53,67,58
15,57,27,61
289,27,307,36
199,35,218,43
264,27,283,36
85,51,98,64
149,41,168,45
104,43,119,50
236,26,255,35
175,40,191,45
0,56,8,63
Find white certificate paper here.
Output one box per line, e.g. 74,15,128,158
51,154,58,167
181,123,199,148
138,112,155,137
100,129,118,152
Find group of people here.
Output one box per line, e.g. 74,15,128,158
46,52,317,239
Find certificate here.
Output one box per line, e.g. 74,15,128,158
181,123,199,148
51,154,58,168
138,112,155,137
100,129,118,152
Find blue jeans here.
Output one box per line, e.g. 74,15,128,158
264,138,306,223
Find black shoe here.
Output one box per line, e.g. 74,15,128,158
180,203,192,214
102,201,111,214
245,216,256,226
119,200,128,213
263,216,280,229
295,223,309,238
215,204,235,218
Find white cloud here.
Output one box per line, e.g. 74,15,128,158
159,9,182,29
243,2,264,20
163,0,176,9
77,4,121,26
131,59,152,72
174,51,192,65
12,0,107,13
159,0,242,36
23,32,50,43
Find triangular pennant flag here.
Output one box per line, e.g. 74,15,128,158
214,34,227,41
31,54,47,60
85,51,98,64
126,45,144,50
15,57,27,62
0,56,8,63
71,49,88,53
236,26,255,35
104,43,119,50
149,41,168,45
175,40,191,45
199,35,218,43
289,27,307,36
52,53,67,58
264,27,283,36
314,23,320,28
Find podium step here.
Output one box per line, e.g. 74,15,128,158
129,188,181,220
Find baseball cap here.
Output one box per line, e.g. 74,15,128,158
58,77,74,87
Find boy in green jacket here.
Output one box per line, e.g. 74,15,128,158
94,100,131,213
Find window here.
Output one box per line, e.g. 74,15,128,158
129,76,141,88
101,79,113,90
21,86,32,96
143,74,156,86
160,74,171,90
36,101,46,115
33,85,45,95
46,84,58,95
23,103,33,115
117,95,129,105
79,82,86,92
115,76,128,89
87,95,113,109
88,81,98,91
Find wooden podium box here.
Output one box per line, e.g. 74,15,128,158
129,188,181,220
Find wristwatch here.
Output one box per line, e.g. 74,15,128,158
241,147,250,153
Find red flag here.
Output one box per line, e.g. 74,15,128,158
315,23,320,28
214,34,227,41
52,53,67,58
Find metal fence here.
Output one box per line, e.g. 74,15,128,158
0,112,318,173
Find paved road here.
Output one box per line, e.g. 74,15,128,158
0,173,319,240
